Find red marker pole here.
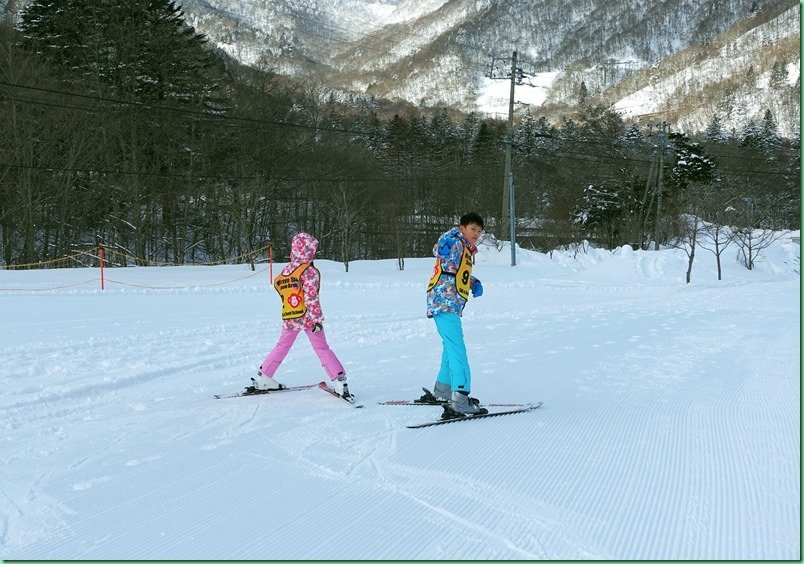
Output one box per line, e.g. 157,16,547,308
269,243,273,283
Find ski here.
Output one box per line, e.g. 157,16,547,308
379,399,530,408
406,402,542,429
318,381,363,408
213,382,319,399
378,387,529,408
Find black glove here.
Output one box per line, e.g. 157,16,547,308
312,323,323,333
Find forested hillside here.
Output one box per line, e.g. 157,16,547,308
0,1,799,269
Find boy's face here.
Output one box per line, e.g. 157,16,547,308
459,222,483,244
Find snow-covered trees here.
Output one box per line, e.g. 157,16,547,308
19,0,225,106
668,132,716,190
572,183,631,249
1,10,799,267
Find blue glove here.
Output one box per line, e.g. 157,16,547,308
470,279,483,298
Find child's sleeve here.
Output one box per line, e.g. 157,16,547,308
441,235,464,273
301,266,324,329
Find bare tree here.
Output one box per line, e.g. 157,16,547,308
668,213,705,284
731,197,787,270
328,184,369,272
698,221,737,280
734,226,787,270
698,191,740,280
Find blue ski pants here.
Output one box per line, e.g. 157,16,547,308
434,312,471,393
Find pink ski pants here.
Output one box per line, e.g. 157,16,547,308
260,327,345,380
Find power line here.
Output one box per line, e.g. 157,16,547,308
2,84,793,178
0,80,383,137
0,162,481,184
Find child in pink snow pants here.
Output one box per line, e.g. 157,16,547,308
253,232,351,399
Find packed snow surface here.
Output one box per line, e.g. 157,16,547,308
0,239,799,559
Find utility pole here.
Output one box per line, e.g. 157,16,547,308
503,51,517,265
486,51,540,266
636,143,658,250
653,123,667,251
508,172,516,265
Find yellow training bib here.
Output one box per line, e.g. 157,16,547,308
274,262,310,319
427,244,473,299
455,245,473,299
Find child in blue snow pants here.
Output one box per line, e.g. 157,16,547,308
425,212,485,414
433,312,471,392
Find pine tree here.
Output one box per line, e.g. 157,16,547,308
578,80,588,104
428,107,457,160
760,109,782,152
668,132,716,191
704,114,726,142
745,65,757,87
624,124,644,144
739,120,762,149
572,183,624,247
514,110,536,158
19,0,225,107
770,60,789,89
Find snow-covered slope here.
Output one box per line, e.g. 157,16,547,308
608,4,801,137
184,0,801,135
1,239,799,559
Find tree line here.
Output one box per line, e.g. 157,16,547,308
1,0,799,270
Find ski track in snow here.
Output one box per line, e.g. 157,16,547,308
0,251,799,560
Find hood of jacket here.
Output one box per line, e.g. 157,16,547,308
289,232,319,266
437,226,477,256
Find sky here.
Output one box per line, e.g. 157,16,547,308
0,233,799,560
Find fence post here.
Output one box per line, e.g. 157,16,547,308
269,243,273,283
99,244,105,290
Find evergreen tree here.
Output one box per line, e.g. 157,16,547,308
514,110,536,158
428,107,457,161
745,64,757,87
739,120,762,149
623,124,644,145
386,112,409,169
471,120,496,163
760,109,782,152
572,183,625,247
458,111,480,164
769,60,789,89
578,104,625,142
19,0,225,107
578,80,588,104
668,132,716,191
533,116,554,152
704,114,726,142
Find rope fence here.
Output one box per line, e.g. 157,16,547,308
1,243,275,292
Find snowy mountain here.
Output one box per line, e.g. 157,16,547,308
3,0,800,135
170,0,801,135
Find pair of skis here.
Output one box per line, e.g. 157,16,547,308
381,388,542,428
215,384,540,428
214,380,363,408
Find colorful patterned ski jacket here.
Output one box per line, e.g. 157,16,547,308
426,227,477,317
278,232,324,332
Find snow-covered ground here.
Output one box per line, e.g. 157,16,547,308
0,238,799,560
